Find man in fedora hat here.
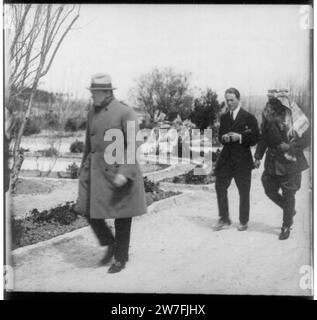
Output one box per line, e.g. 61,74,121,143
76,73,147,273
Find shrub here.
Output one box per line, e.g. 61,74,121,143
47,117,59,130
143,176,161,193
28,202,78,225
70,140,84,153
38,147,59,157
170,167,215,184
143,177,181,206
23,117,42,136
67,162,79,179
12,113,61,137
139,120,146,130
64,116,87,132
42,111,60,130
139,119,155,130
64,118,78,132
190,89,220,130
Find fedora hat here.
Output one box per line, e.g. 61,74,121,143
87,73,117,91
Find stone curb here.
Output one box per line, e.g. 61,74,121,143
12,192,195,259
144,164,179,178
19,162,194,183
19,165,176,182
159,181,215,192
23,152,83,159
145,164,194,182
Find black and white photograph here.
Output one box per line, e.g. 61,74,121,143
2,2,314,299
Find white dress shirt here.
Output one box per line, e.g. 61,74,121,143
229,104,242,143
230,104,241,120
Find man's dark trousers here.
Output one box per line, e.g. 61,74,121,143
216,165,251,225
87,217,132,263
261,171,301,227
215,108,259,225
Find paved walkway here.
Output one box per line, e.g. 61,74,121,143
12,163,312,295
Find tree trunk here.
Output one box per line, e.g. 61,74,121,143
10,80,38,190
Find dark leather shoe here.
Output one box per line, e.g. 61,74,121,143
213,219,231,231
237,223,248,231
279,227,291,240
108,260,126,274
98,244,114,266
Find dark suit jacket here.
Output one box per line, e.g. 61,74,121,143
254,120,310,175
215,108,259,173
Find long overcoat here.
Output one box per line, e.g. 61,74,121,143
75,98,147,219
254,119,310,175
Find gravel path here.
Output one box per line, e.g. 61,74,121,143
11,164,312,295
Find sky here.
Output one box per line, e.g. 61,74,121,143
29,4,312,103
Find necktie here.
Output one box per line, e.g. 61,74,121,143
230,111,234,123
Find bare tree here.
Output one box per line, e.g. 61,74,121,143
130,68,194,123
5,4,80,190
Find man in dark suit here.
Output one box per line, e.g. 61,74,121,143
214,88,259,231
254,96,310,240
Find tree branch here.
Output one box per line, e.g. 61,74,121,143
11,5,42,61
9,4,32,57
40,10,80,77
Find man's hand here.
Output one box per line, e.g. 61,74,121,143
222,134,230,143
279,142,290,152
228,132,241,142
113,173,128,187
254,159,261,169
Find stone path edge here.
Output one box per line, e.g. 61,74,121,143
159,181,215,192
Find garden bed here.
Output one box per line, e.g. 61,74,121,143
11,178,180,249
161,166,216,185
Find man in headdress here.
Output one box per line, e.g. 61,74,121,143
254,90,310,240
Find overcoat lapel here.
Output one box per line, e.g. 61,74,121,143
230,108,243,130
